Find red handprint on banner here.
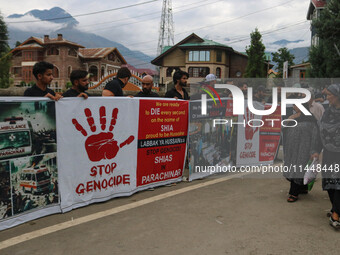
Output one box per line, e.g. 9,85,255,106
72,106,135,162
244,107,259,140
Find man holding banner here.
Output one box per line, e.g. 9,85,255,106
24,61,62,101
62,70,90,99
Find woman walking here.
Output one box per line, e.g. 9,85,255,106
283,99,318,202
312,84,340,229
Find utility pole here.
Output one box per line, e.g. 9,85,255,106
157,0,174,56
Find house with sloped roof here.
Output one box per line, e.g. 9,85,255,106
307,0,328,46
151,33,248,85
10,34,126,90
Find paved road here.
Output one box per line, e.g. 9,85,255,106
0,172,339,255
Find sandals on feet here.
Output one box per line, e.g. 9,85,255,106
287,195,298,203
329,216,340,229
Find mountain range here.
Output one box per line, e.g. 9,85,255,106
7,7,155,69
6,7,310,70
271,39,304,46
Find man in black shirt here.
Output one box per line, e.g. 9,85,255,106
135,75,159,97
102,67,131,97
24,61,62,101
165,70,190,100
62,70,90,98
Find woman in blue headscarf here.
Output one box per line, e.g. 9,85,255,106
312,84,340,229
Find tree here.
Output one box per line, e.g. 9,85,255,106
271,47,295,78
244,28,267,78
309,0,340,77
15,41,21,48
0,11,10,88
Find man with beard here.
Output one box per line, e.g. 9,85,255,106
24,61,62,101
135,75,159,97
62,70,90,98
165,70,190,100
253,85,266,104
102,67,131,97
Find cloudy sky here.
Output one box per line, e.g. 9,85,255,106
1,0,312,57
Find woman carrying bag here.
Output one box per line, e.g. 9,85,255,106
312,84,340,229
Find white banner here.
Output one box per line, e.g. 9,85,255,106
57,98,138,212
236,102,263,166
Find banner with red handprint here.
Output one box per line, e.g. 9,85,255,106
236,102,281,166
57,98,138,212
236,102,263,166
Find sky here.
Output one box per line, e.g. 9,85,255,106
0,0,312,58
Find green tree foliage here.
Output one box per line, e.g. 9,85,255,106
244,28,267,78
309,0,340,77
271,47,295,77
0,11,10,88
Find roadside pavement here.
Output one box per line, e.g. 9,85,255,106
0,171,338,255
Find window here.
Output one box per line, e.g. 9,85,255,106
300,71,306,79
23,67,33,82
67,66,72,78
68,48,77,57
188,67,210,78
101,67,105,78
108,53,115,61
188,51,210,62
23,51,33,61
216,51,222,62
53,67,59,78
12,67,22,77
47,47,59,55
89,66,98,81
216,68,221,78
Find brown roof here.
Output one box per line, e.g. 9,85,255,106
44,38,84,48
123,82,141,92
14,43,43,50
10,35,84,54
137,68,158,76
79,48,127,64
311,0,327,8
307,0,327,20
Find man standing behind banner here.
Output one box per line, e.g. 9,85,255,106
165,70,190,100
102,67,131,97
135,75,159,98
24,61,62,101
62,70,90,99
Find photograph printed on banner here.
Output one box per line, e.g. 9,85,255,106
188,97,237,181
0,101,56,161
9,153,58,216
0,161,11,219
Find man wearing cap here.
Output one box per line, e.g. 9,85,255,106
135,75,159,97
205,74,217,86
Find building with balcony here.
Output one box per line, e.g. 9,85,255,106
151,33,248,85
10,34,126,90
